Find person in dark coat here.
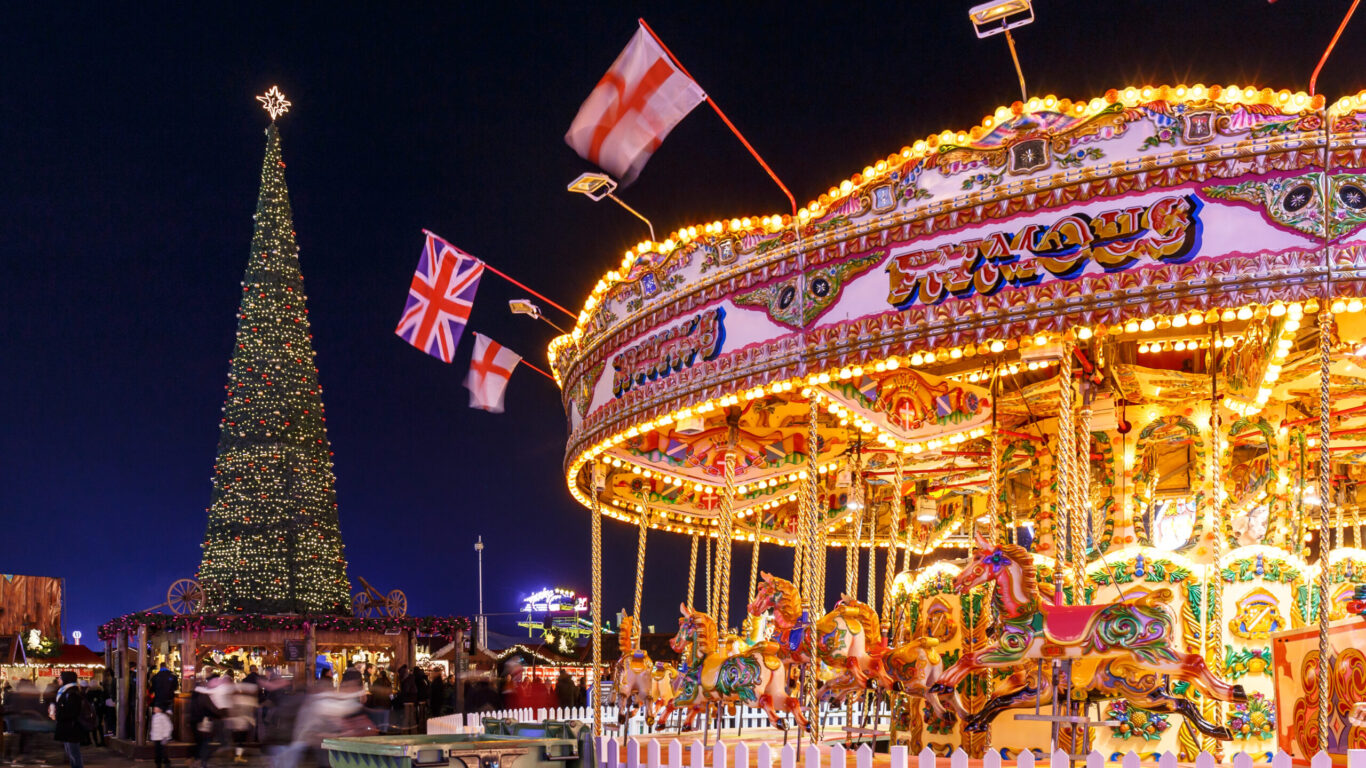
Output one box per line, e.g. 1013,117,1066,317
151,662,178,710
53,671,87,768
554,671,576,709
427,669,446,718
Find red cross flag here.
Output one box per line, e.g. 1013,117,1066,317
565,23,706,186
464,333,523,413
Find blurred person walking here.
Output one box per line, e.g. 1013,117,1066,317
53,671,89,768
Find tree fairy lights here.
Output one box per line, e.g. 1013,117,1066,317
197,99,349,615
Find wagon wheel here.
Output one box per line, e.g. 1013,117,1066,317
386,589,408,618
167,579,202,615
352,592,373,618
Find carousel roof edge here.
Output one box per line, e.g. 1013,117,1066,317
548,84,1366,372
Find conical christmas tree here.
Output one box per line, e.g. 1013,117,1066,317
198,93,350,614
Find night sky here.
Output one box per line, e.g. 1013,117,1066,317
3,1,1362,648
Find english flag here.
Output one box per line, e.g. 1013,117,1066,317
395,232,484,363
565,23,706,185
464,333,523,413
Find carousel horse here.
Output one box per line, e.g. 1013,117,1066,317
746,572,810,662
881,635,948,704
613,615,658,724
932,656,1234,739
648,662,679,723
658,605,808,732
930,535,1245,733
813,594,894,702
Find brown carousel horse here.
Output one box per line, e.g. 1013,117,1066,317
814,594,893,702
929,534,1245,736
748,572,951,709
613,615,659,724
658,605,809,733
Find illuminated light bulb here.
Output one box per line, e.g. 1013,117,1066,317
990,340,1005,353
1350,299,1364,313
1188,312,1204,326
1221,309,1237,322
949,347,963,359
1125,320,1140,333
1174,340,1187,351
1269,302,1286,317
886,357,900,370
1237,306,1253,321
968,372,980,382
1077,327,1093,340
910,353,924,365
1285,319,1301,332
1034,334,1049,346
1171,314,1188,328
1140,318,1156,332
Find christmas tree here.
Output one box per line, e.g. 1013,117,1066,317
198,89,350,615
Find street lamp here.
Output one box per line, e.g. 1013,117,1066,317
567,172,656,242
509,298,568,334
968,0,1033,104
474,536,487,651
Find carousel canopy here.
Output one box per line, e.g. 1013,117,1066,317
549,84,1366,561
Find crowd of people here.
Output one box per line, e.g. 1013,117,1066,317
0,657,596,768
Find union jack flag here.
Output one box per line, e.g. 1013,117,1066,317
395,232,485,362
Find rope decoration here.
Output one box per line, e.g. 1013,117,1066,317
802,393,823,740
632,504,650,623
1078,403,1093,557
686,534,699,610
1059,341,1083,602
866,495,878,612
1318,305,1334,749
989,367,1002,545
1203,329,1227,757
748,534,761,604
589,461,604,738
715,444,737,630
802,395,821,606
847,457,865,597
705,534,713,619
883,458,904,626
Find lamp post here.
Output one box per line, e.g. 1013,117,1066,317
567,172,655,242
968,0,1034,104
474,536,487,651
509,299,569,334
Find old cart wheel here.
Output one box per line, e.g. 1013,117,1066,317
352,592,372,618
386,589,408,618
167,579,202,615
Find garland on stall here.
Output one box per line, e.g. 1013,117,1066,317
98,612,472,643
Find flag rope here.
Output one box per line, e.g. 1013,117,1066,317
637,18,797,216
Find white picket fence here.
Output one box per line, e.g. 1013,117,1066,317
425,710,1366,768
429,702,891,736
594,741,1356,768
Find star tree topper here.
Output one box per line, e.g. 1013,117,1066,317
257,86,291,121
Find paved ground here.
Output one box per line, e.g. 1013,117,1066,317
3,743,282,767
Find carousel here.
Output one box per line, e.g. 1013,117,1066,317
546,81,1366,762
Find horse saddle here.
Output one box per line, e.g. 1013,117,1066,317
1036,601,1104,645
627,650,651,674
752,641,783,671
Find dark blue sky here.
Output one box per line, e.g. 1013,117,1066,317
2,1,1360,647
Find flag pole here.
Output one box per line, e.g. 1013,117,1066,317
422,229,579,320
637,18,798,216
